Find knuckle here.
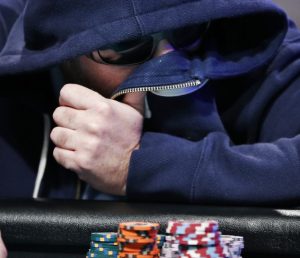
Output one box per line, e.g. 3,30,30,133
52,107,63,122
50,127,59,141
53,148,75,171
86,121,102,134
94,101,111,115
51,127,68,147
52,147,60,161
82,137,98,154
53,148,65,166
60,83,73,97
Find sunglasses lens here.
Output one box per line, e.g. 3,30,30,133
91,36,154,65
166,24,208,50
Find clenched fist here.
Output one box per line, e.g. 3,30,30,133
50,84,144,195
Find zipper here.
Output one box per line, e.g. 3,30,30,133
111,79,202,99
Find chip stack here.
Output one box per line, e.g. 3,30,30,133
162,220,226,258
221,235,244,258
117,222,160,257
86,232,118,258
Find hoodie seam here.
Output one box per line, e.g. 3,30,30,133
1,1,207,58
190,137,207,202
130,0,145,35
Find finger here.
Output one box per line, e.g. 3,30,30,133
122,92,146,115
59,84,105,109
0,232,7,258
53,106,83,130
50,127,77,150
53,147,78,171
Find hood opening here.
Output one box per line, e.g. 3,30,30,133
0,0,288,76
200,12,287,78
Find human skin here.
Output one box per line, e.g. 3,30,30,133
50,39,173,195
0,233,7,258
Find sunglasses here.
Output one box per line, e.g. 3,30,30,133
88,35,159,66
88,24,209,66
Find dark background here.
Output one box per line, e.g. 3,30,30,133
273,0,300,27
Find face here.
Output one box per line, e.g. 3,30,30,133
61,56,137,98
61,39,174,98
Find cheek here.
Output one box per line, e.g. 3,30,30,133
78,56,137,98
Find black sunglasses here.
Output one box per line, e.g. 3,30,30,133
88,24,209,66
88,35,159,66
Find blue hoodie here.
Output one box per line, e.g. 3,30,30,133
1,0,300,205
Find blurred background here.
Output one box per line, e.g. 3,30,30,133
273,0,300,27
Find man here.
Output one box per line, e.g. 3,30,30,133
1,0,300,204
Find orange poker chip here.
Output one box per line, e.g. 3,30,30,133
118,233,157,241
118,253,159,258
117,221,160,258
119,242,155,250
119,222,160,231
118,237,155,244
120,250,159,256
119,229,157,238
119,246,160,255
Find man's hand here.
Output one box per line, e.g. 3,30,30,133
0,232,7,258
50,84,144,195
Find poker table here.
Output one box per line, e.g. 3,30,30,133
0,200,300,258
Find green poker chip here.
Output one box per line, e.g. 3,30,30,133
91,232,118,242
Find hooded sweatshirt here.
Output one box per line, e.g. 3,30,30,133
1,0,300,205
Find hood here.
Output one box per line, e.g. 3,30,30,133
0,0,288,79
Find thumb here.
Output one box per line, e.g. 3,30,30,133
122,92,146,115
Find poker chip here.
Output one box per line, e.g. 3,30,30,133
83,221,244,258
180,245,225,257
87,248,118,257
165,230,221,247
90,246,119,253
118,254,159,258
162,220,226,258
119,222,160,231
166,220,219,235
119,243,156,252
160,242,180,258
86,232,118,258
91,241,118,248
221,235,244,258
118,222,160,257
118,237,156,244
91,232,118,242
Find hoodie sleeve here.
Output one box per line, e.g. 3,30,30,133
126,25,300,205
127,131,300,205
